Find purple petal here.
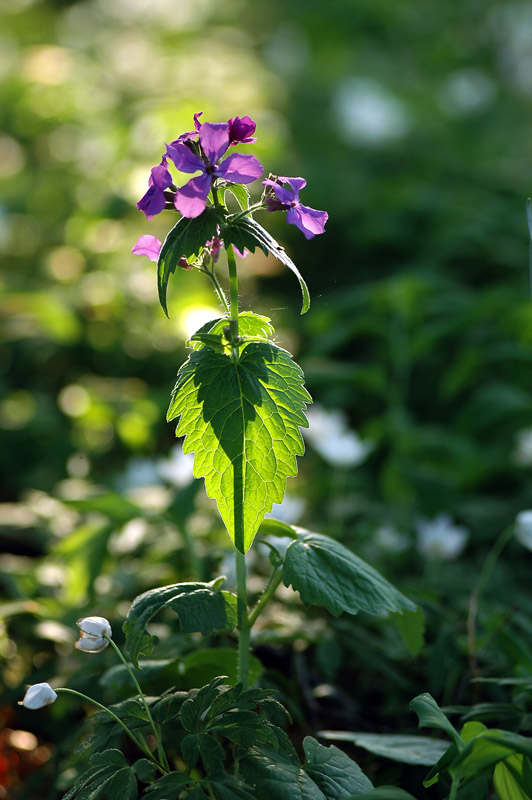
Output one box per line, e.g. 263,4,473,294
286,204,328,239
132,235,162,262
137,160,173,218
193,112,203,131
174,172,213,218
216,153,263,184
279,176,307,194
137,184,166,219
166,142,205,174
228,115,257,145
199,122,230,164
262,178,297,207
150,160,173,190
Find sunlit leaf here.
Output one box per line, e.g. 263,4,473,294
167,342,310,552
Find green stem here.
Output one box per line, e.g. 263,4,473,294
226,242,240,362
236,549,250,689
105,637,170,772
204,267,230,315
229,201,266,224
248,567,283,628
55,688,167,773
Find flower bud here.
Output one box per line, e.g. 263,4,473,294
75,616,112,653
20,682,57,709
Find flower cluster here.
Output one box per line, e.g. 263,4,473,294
133,112,328,265
137,113,263,221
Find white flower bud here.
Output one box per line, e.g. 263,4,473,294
75,616,112,653
20,682,57,709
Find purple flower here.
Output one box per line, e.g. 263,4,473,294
166,121,263,218
132,234,162,262
263,176,328,239
137,157,173,219
228,115,257,145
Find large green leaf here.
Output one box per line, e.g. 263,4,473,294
302,737,373,797
318,732,448,766
142,773,190,800
123,579,237,668
63,749,138,800
238,745,327,800
221,216,310,314
282,527,416,617
157,208,221,317
167,342,310,552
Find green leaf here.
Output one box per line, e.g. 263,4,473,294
167,342,311,553
302,737,373,797
390,608,425,657
410,693,463,748
222,216,311,313
143,772,191,800
190,312,275,354
347,789,419,800
63,750,138,800
62,492,142,522
494,755,530,800
181,647,263,687
209,774,257,800
131,759,157,783
318,732,448,766
123,579,236,668
282,527,416,617
239,745,327,800
157,208,221,317
224,184,251,210
453,729,532,780
182,733,225,773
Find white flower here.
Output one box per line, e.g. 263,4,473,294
20,682,57,709
415,514,468,560
515,510,532,551
303,405,372,468
75,616,112,653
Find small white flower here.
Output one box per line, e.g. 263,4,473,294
20,682,57,709
415,514,468,560
75,616,112,653
304,405,372,468
515,510,532,551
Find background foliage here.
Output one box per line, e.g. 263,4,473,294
2,0,532,797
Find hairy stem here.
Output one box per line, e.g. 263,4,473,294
248,566,283,628
236,548,250,689
105,637,170,771
55,688,167,773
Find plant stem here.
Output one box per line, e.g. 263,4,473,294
229,201,266,224
225,239,249,687
226,242,240,359
236,548,250,689
55,688,167,773
205,268,230,315
105,637,170,772
248,566,283,628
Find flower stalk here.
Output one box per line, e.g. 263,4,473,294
104,636,170,772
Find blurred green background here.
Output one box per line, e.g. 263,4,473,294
3,0,532,797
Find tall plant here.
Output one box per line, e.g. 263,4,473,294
22,113,420,800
